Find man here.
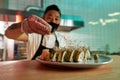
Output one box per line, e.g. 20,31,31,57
5,4,67,60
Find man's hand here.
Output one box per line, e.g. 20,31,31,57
21,15,51,34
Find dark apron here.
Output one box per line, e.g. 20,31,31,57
32,34,59,60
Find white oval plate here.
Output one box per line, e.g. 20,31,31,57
36,55,113,68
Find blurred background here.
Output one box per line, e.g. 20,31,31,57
0,0,120,61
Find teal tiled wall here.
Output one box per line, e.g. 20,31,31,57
44,0,120,54
7,0,120,54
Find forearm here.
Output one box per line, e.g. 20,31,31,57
5,15,51,41
5,23,28,41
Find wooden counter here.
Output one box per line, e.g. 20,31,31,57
0,55,119,80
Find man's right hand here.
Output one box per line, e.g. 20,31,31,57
21,15,51,34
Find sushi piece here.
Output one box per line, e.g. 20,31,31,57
39,49,50,61
73,48,84,62
64,49,76,62
57,48,67,62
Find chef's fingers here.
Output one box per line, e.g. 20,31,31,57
28,15,50,28
22,15,51,34
34,21,51,34
27,20,51,34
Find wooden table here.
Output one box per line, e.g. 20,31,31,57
0,55,119,80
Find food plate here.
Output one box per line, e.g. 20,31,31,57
36,55,113,68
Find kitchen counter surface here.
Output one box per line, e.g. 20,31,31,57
0,55,119,80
